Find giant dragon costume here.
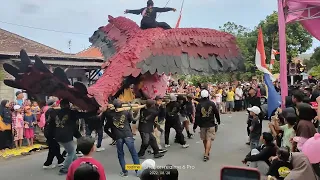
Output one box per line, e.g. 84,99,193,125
3,15,245,111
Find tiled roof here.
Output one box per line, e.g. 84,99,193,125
0,28,64,55
76,47,103,58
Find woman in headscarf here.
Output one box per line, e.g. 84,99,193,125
124,0,176,30
284,152,318,180
0,100,13,151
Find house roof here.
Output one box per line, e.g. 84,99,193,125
76,47,103,58
0,28,65,55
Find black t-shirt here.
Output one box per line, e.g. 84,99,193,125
267,159,292,179
249,117,262,140
103,110,134,140
138,107,158,133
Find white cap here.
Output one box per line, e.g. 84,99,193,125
141,159,156,170
247,106,261,115
14,105,21,110
201,90,209,98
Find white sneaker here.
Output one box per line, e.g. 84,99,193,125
43,164,56,169
164,144,170,148
76,152,83,157
96,147,105,152
57,162,64,167
182,144,189,148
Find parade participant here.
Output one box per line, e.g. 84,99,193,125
12,105,24,149
164,94,189,148
154,96,166,151
43,98,65,169
49,99,96,175
67,137,106,180
138,99,164,159
178,95,193,139
85,115,105,152
23,106,37,147
247,106,262,149
0,100,12,151
103,99,140,177
124,0,176,30
195,90,220,161
186,94,196,127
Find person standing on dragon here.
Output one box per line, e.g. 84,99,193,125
124,0,176,30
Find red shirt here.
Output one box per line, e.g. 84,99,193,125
66,157,106,180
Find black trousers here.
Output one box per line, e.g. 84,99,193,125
104,123,116,140
138,132,159,156
165,119,186,145
141,21,171,30
234,100,243,111
44,138,64,166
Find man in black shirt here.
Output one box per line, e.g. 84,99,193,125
103,99,140,177
165,94,189,148
43,99,64,169
125,0,176,30
48,99,96,175
138,99,164,159
195,90,220,162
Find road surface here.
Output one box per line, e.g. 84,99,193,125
0,112,265,180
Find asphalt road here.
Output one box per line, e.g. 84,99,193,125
0,112,264,180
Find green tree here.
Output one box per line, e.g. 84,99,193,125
309,65,320,79
305,47,320,70
258,11,313,61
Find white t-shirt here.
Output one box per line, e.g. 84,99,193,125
215,94,222,103
235,87,243,100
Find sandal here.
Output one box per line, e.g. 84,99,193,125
203,156,209,162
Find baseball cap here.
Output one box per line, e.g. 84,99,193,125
201,90,209,98
14,105,21,110
247,106,261,115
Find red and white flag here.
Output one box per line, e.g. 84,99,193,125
255,28,269,74
269,49,279,70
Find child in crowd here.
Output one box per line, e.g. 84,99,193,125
270,113,297,151
67,137,106,180
247,106,262,149
267,147,293,180
24,106,37,146
12,105,24,149
31,101,40,121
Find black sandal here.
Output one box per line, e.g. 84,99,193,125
203,156,208,162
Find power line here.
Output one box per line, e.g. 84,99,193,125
0,20,90,36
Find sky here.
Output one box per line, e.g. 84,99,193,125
0,0,319,54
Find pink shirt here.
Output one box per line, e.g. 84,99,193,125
15,114,24,128
66,157,106,180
